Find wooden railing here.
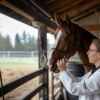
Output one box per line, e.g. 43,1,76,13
51,73,63,100
0,68,44,100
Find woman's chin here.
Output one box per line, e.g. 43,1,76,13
89,60,93,64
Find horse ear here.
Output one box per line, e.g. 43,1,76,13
54,13,63,26
65,14,71,26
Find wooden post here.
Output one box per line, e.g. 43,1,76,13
51,73,54,100
7,51,10,62
32,21,49,100
31,51,34,63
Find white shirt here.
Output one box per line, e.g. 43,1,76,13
59,68,100,100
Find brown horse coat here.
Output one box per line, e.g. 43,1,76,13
49,14,97,74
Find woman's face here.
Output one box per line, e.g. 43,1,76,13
87,42,100,64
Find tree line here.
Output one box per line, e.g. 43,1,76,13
0,31,53,51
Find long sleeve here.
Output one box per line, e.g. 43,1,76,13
66,68,91,82
59,69,100,96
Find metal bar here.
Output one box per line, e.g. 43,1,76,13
55,93,61,100
19,83,44,100
54,81,61,89
30,0,56,23
0,68,43,97
54,88,61,99
54,74,60,80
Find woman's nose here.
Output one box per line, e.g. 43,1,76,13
86,51,89,55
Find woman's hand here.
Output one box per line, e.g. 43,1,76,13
47,61,52,70
56,59,68,72
47,59,59,73
47,58,61,73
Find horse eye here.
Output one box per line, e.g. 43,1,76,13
64,36,70,41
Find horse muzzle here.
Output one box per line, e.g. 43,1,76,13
50,61,60,73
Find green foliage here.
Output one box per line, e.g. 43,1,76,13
0,30,53,51
0,33,13,51
0,57,38,67
27,33,38,51
14,31,38,51
0,63,38,68
15,33,23,51
22,30,27,49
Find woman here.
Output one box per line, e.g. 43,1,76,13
48,39,100,100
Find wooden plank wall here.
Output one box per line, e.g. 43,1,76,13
78,11,100,38
69,11,100,62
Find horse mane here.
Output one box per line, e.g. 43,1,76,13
80,26,97,41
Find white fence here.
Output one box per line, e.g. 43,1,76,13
0,51,51,63
0,51,81,63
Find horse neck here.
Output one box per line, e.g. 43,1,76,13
75,24,97,73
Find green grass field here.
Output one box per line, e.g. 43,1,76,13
0,63,38,68
0,57,38,68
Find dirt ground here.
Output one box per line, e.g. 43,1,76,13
0,67,53,100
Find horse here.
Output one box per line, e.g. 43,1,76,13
48,14,97,74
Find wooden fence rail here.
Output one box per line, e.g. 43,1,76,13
19,83,44,100
0,68,43,98
51,73,63,100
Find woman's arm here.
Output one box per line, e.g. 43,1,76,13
56,58,91,82
59,70,100,96
66,68,91,82
49,58,100,96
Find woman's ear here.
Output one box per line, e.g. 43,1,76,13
98,53,100,58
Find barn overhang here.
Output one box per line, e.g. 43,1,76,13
0,0,57,34
0,0,100,34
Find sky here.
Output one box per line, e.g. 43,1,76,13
0,13,55,47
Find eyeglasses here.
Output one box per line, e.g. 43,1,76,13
88,49,99,52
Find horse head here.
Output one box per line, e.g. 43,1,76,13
48,14,78,73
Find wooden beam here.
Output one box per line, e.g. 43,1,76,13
0,4,7,14
20,18,31,24
58,0,92,19
7,11,15,15
27,21,32,25
19,17,32,25
43,0,55,6
71,3,100,20
47,27,56,35
0,0,34,21
51,0,84,14
7,12,25,20
69,0,100,17
44,0,71,11
0,0,57,33
73,12,94,23
60,0,100,18
73,8,100,23
0,4,13,15
82,25,100,31
20,17,27,21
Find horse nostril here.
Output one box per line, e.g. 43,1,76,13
50,61,57,71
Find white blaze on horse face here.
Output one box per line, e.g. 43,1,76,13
49,30,62,62
54,30,62,47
